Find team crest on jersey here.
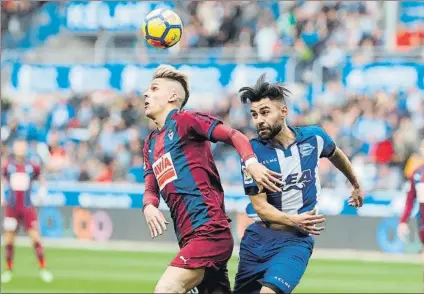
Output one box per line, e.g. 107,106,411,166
299,143,315,157
242,166,253,184
153,152,178,190
168,129,174,140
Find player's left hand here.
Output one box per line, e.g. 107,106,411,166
246,162,283,193
348,186,363,208
37,186,48,206
144,204,169,238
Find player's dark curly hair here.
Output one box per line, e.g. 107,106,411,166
239,74,291,104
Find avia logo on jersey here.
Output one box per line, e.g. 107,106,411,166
282,169,313,192
153,152,178,190
299,143,315,157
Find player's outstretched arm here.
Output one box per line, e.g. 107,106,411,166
249,193,325,235
328,147,363,208
181,111,282,191
34,163,47,205
1,163,7,207
0,179,5,207
211,124,283,192
398,175,417,239
143,173,169,238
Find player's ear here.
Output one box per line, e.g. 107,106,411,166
280,103,288,119
168,92,178,103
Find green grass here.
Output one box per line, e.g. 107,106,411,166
1,246,421,293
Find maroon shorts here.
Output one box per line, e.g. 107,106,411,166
3,206,38,232
170,225,234,293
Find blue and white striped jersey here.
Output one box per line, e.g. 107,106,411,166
241,125,336,220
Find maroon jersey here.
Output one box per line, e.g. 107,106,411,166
2,159,40,208
400,165,424,224
143,109,230,242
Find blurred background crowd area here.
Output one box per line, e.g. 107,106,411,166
2,1,424,58
1,0,424,191
1,86,423,191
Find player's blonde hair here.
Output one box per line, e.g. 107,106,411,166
153,64,190,108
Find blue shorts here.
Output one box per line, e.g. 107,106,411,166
234,223,314,294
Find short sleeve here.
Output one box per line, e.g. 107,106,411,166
180,111,222,142
241,160,260,196
410,172,417,195
142,139,154,177
316,126,336,158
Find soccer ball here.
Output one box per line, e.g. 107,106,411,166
142,8,183,49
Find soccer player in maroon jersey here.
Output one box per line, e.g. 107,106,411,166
398,138,424,289
142,65,283,293
1,139,53,284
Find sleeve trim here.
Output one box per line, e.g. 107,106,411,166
327,144,337,158
144,170,154,177
207,119,221,142
245,186,260,196
321,144,337,158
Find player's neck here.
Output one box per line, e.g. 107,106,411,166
273,125,296,149
154,108,178,130
15,156,25,162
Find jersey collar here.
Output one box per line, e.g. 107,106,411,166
165,108,179,126
156,108,179,133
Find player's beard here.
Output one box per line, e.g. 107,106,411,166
257,122,283,140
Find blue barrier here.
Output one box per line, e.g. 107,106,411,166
3,182,413,218
9,62,288,94
342,61,424,93
399,1,424,28
63,1,175,32
11,60,424,95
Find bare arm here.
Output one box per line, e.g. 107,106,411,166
250,193,296,226
329,147,360,188
142,173,168,238
37,175,48,204
329,147,363,207
400,176,416,223
249,193,325,235
1,178,5,206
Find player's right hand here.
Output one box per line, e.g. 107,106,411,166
143,204,169,238
290,208,326,236
246,162,283,193
397,222,410,241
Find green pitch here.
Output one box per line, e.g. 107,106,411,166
1,246,421,293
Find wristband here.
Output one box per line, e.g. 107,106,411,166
245,157,258,168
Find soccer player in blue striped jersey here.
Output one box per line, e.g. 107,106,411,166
233,74,364,294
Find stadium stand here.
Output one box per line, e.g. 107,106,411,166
1,1,423,189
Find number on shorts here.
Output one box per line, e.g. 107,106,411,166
188,287,199,294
